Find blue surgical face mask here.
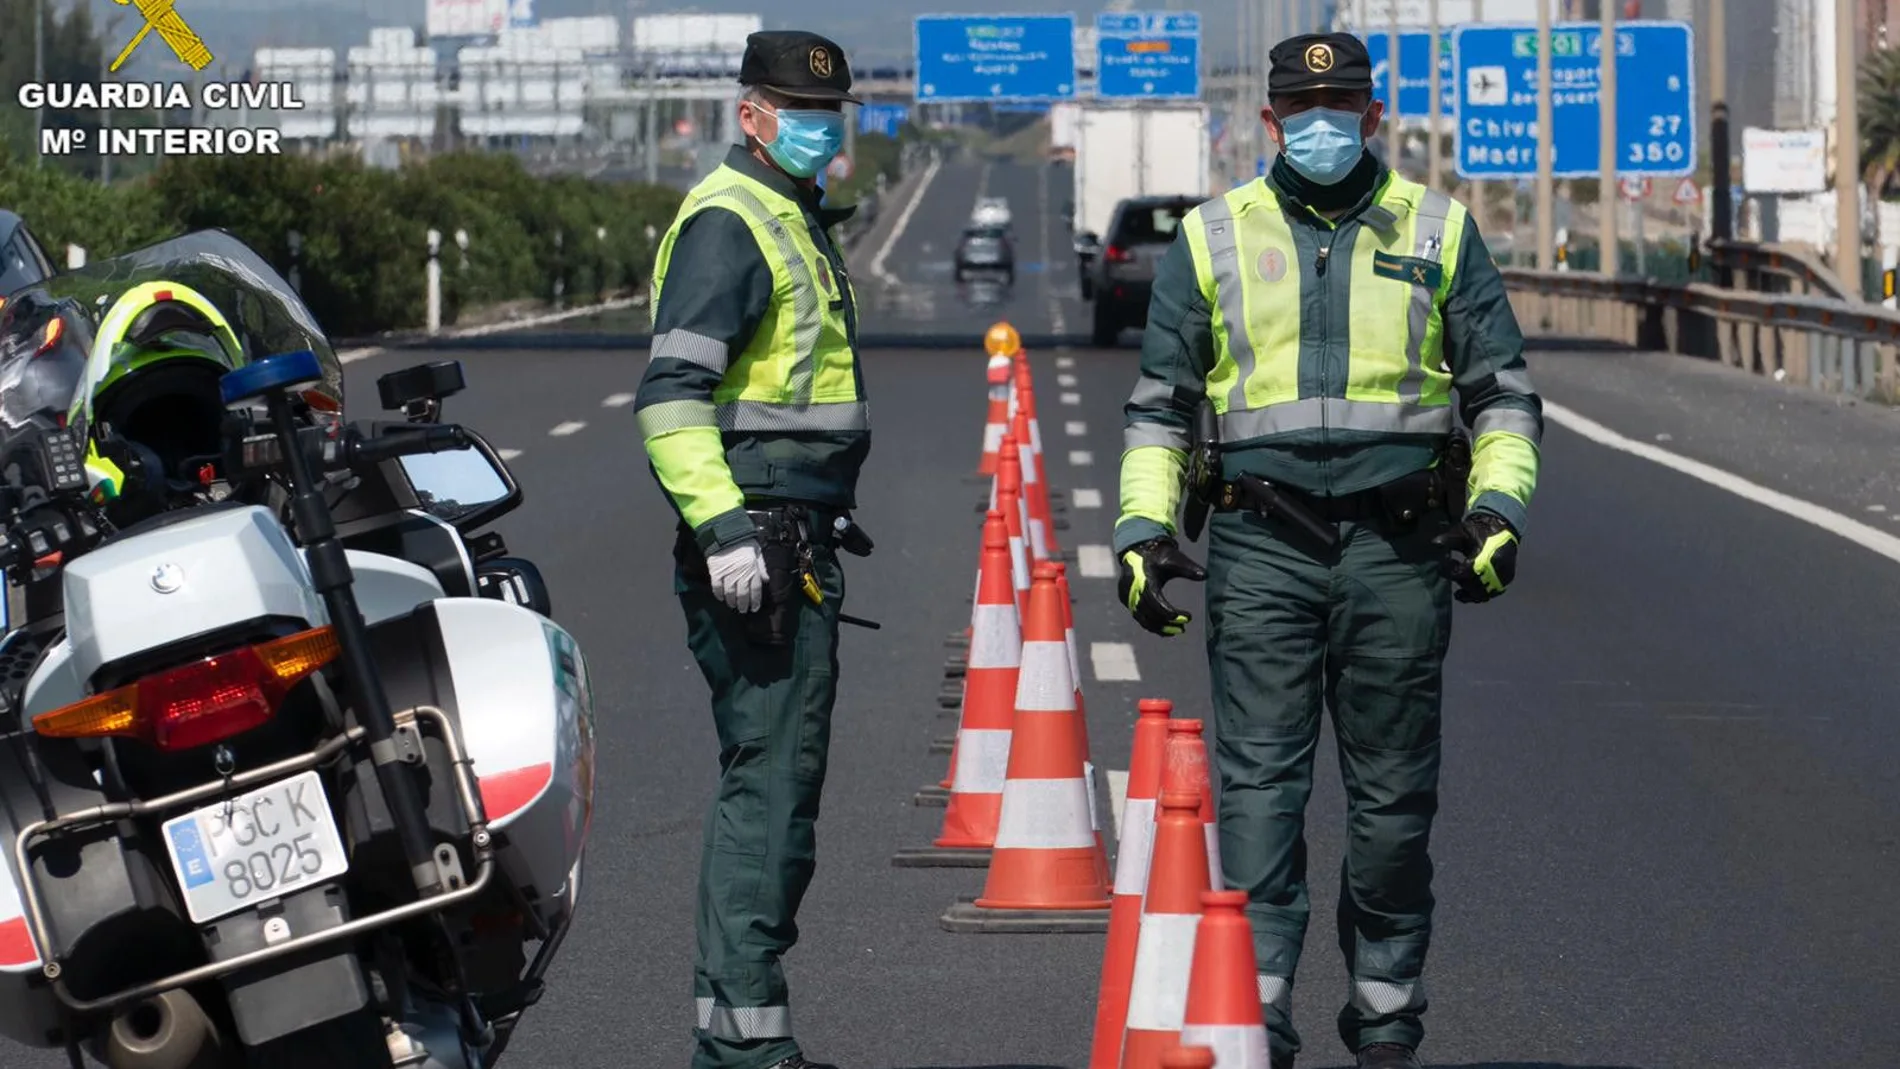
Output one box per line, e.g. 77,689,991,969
1279,107,1367,186
758,107,845,179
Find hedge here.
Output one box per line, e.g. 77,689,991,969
0,147,684,339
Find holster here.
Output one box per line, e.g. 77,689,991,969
1182,400,1220,543
742,507,811,648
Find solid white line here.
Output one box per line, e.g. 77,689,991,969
1057,356,1076,369
1058,373,1079,387
549,421,587,437
1060,392,1082,405
1091,641,1141,682
336,296,645,364
1069,450,1094,466
498,448,524,460
1545,401,1900,566
1106,768,1130,839
602,392,636,407
1065,420,1087,436
1072,488,1104,509
868,151,943,286
1076,544,1115,577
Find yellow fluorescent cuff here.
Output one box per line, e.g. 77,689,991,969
645,426,745,529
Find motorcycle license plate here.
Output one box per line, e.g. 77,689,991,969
161,769,351,925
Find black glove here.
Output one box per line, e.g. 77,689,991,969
1432,510,1519,603
1117,537,1207,637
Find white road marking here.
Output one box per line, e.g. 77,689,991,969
549,421,587,437
1072,488,1104,509
498,448,524,460
1057,356,1076,368
1061,392,1082,405
1106,768,1130,839
1069,450,1094,466
1076,544,1116,577
336,296,644,364
602,392,636,407
868,151,943,287
1545,401,1900,567
1091,641,1141,682
1065,420,1088,436
1058,373,1078,387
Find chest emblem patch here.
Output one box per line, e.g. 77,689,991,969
1255,247,1288,284
815,257,835,294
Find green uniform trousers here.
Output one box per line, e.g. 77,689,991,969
673,524,844,1069
1203,505,1454,1061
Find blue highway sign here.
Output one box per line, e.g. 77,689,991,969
914,14,1078,103
1452,20,1695,180
858,103,910,138
1095,11,1202,100
1364,31,1456,119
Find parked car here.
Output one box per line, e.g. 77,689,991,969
955,225,1015,283
0,211,56,299
1078,195,1199,347
971,197,1012,230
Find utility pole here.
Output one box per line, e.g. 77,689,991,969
1835,0,1861,296
1709,0,1732,286
1535,0,1554,268
33,0,44,168
1387,0,1401,161
1472,0,1486,231
1599,0,1618,273
1428,0,1441,189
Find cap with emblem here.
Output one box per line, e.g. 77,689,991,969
739,30,862,104
1268,32,1373,96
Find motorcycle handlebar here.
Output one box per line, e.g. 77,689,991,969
340,424,471,468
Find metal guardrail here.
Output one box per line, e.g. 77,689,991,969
1704,238,1856,301
1501,243,1900,401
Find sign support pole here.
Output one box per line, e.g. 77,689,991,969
1834,0,1861,298
1709,0,1733,287
1599,0,1618,275
1534,0,1554,270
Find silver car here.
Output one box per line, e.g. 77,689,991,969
955,225,1015,284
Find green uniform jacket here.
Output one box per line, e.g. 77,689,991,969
636,146,870,554
1114,156,1543,554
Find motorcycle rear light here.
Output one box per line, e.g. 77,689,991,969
1105,245,1134,263
33,317,62,357
33,626,341,752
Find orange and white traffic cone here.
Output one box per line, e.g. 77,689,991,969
942,563,1111,933
1052,561,1108,886
975,322,1020,479
1088,698,1175,1069
1180,890,1273,1069
1165,719,1224,891
1162,1047,1217,1069
1016,372,1064,557
1119,781,1213,1069
996,437,1033,621
896,513,1021,867
1012,396,1054,564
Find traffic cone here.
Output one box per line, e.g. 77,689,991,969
997,438,1032,621
942,563,1111,934
1052,561,1108,887
896,513,1020,868
1088,698,1175,1069
1119,783,1213,1069
1180,890,1272,1069
1012,396,1053,563
1162,1048,1216,1069
923,506,1015,801
1017,374,1065,556
1166,719,1224,892
978,362,1012,476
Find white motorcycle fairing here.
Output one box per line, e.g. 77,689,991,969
0,505,593,1049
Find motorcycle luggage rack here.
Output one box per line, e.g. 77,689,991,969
11,704,498,1016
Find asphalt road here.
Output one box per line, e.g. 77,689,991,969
10,157,1900,1069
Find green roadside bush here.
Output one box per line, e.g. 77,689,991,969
0,146,683,339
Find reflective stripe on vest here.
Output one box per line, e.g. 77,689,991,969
649,165,865,434
1187,175,1465,445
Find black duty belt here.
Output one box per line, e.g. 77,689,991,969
1210,467,1453,549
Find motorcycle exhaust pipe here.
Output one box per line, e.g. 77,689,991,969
97,989,224,1069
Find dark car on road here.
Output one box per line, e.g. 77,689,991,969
1077,195,1199,346
955,225,1015,284
0,212,56,300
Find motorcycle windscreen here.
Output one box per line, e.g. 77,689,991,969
0,288,96,433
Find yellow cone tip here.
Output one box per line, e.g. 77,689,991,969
983,322,1021,357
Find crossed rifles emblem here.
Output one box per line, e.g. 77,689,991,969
109,0,214,74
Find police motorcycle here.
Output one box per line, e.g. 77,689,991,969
0,230,594,1069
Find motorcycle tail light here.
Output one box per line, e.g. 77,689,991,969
33,626,341,752
33,317,63,357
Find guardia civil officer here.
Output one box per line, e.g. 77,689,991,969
634,29,869,1069
1112,32,1543,1069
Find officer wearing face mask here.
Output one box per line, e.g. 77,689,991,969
1111,31,1543,1069
635,28,868,1069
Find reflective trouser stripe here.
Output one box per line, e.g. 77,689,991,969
1219,398,1453,441
1350,977,1426,1015
1198,196,1260,411
1400,189,1455,404
695,998,793,1040
1257,974,1292,1013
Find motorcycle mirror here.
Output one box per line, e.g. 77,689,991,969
394,431,521,533
475,556,552,616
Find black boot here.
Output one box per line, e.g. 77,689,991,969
766,1056,837,1069
1270,1053,1296,1069
1355,1043,1421,1069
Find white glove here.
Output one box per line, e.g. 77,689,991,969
706,540,767,613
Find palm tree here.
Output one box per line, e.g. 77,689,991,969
1858,48,1900,254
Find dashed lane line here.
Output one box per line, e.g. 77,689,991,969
1058,373,1079,387
1076,544,1115,577
498,448,524,460
1061,392,1082,405
1091,641,1141,682
1056,356,1076,369
1065,420,1087,436
549,421,587,437
1072,488,1103,509
1069,450,1094,466
602,393,635,407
